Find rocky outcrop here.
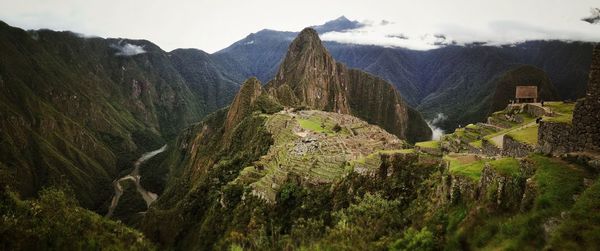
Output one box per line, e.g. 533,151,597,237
224,77,263,134
477,163,526,211
438,158,532,212
266,28,431,142
267,28,350,113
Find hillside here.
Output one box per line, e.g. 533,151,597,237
137,45,600,250
214,17,594,129
265,28,431,142
0,21,239,210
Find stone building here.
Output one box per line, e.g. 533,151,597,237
515,86,538,103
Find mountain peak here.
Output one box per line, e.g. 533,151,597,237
298,27,319,40
312,16,363,33
335,15,349,22
266,30,432,142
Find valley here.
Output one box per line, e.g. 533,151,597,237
106,144,166,218
0,11,598,251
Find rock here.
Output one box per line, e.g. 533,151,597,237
264,28,431,142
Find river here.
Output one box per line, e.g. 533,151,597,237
106,144,167,218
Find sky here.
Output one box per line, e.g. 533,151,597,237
0,0,598,53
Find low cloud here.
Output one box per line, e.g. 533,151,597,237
111,41,146,56
320,14,600,50
427,113,447,141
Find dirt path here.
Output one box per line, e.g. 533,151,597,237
106,145,166,218
490,121,537,148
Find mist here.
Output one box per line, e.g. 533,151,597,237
427,113,448,140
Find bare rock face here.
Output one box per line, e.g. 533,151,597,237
266,28,431,142
224,77,263,134
267,28,350,113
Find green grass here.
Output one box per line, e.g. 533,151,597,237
543,102,575,124
448,154,586,250
549,178,600,250
297,116,340,135
415,140,440,149
506,125,538,145
465,124,478,129
445,154,486,180
469,140,483,148
488,157,520,177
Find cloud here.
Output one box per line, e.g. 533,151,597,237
582,7,600,24
110,41,146,56
320,13,600,50
427,113,447,140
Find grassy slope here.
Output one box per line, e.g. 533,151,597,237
447,155,587,250
543,102,575,124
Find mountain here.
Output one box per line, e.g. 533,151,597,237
0,21,239,211
213,17,594,130
265,28,431,142
488,65,559,114
140,28,431,249
139,44,600,250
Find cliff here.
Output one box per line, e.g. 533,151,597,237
266,28,431,142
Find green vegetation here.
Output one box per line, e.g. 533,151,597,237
445,154,486,180
447,155,586,250
544,102,575,124
469,140,483,148
389,227,435,251
488,157,521,177
507,125,539,145
549,179,600,250
416,140,440,149
0,187,155,250
298,118,332,133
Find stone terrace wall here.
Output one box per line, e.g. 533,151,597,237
523,103,548,117
503,135,535,158
538,121,575,155
572,45,600,152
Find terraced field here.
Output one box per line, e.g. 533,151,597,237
232,110,407,202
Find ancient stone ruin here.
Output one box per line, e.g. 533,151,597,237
572,45,600,152
539,45,600,155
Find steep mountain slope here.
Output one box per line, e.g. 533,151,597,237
488,65,559,113
144,45,600,250
214,17,594,129
0,21,239,210
266,28,431,142
141,29,432,249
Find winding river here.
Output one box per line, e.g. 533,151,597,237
106,145,167,218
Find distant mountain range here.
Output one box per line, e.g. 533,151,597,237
213,16,595,130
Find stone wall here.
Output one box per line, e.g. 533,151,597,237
538,45,600,155
538,121,575,155
503,135,535,158
572,45,600,152
523,103,548,117
477,163,526,211
482,139,502,156
437,158,532,212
